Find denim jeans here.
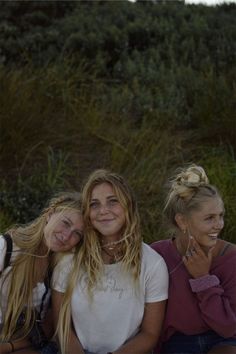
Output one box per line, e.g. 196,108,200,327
161,331,236,354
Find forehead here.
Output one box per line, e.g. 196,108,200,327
91,182,115,198
190,196,224,215
54,209,82,221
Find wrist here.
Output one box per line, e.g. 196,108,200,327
189,274,220,292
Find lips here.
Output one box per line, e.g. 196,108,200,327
97,219,115,223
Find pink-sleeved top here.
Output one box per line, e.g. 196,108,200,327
151,239,236,348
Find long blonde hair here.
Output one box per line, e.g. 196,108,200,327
0,192,82,341
58,169,142,354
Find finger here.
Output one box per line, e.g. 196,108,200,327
191,239,205,256
182,255,188,265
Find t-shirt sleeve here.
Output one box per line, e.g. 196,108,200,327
0,235,7,271
145,256,169,303
51,254,74,293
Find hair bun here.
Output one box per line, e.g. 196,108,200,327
171,165,209,198
182,165,209,187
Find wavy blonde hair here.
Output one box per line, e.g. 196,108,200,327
57,169,142,354
164,164,222,231
0,191,82,341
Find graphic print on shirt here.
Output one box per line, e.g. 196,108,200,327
80,268,134,300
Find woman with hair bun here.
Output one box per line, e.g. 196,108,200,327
151,164,236,354
0,192,83,354
52,169,169,354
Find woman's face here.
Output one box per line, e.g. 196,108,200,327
186,197,224,249
89,182,126,240
44,209,83,252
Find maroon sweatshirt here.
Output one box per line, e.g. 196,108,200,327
151,239,236,349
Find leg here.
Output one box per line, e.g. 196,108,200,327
208,345,236,354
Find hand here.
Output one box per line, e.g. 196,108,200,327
183,237,214,278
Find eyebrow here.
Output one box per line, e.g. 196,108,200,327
64,216,73,224
204,210,225,216
91,194,117,201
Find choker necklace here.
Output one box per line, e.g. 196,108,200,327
101,234,130,250
102,247,123,264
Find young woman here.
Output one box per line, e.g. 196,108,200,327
0,192,83,354
151,164,236,354
52,169,169,354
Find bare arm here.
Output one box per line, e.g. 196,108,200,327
52,289,84,354
0,339,33,354
114,300,166,354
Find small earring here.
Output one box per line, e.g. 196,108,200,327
183,229,186,234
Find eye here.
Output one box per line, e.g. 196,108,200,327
108,198,119,206
205,215,214,221
89,201,99,209
62,219,70,227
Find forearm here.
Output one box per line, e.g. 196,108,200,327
0,338,32,353
191,277,236,337
198,288,236,337
113,331,158,354
66,329,84,354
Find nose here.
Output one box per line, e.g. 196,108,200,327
98,204,109,214
61,229,73,241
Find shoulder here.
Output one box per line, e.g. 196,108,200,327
142,243,168,269
141,244,169,300
218,240,236,258
150,239,172,255
54,253,74,272
142,242,164,260
0,234,6,249
52,253,74,292
0,235,7,271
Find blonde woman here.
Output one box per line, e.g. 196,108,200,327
151,165,236,354
52,169,169,354
0,192,83,354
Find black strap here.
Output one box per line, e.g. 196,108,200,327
2,233,13,269
220,242,233,256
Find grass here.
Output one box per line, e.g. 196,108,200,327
0,62,235,244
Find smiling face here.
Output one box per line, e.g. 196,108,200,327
184,196,224,248
89,182,126,241
44,209,83,252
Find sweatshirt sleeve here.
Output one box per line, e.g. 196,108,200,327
192,252,236,338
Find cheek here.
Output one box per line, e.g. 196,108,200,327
89,209,95,219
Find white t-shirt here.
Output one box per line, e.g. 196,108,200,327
52,242,169,354
0,235,50,325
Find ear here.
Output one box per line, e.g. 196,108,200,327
175,213,188,232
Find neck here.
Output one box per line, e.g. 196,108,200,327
101,234,129,250
102,246,123,264
174,233,190,256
